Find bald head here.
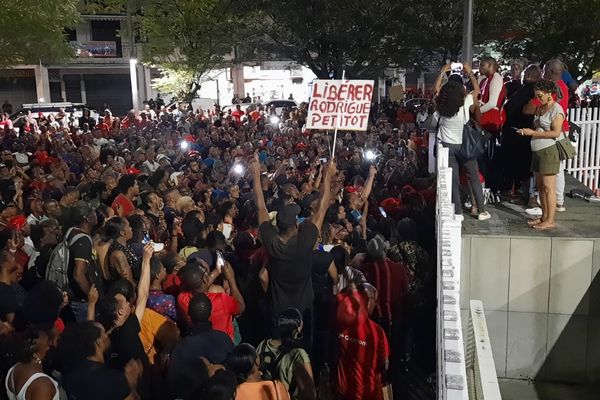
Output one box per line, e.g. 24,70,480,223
543,59,564,82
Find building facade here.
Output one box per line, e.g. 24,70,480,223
1,8,152,116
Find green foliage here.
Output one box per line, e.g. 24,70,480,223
128,0,600,82
495,0,600,80
128,0,249,74
0,0,79,68
243,0,411,78
151,68,199,102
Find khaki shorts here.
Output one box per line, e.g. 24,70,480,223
531,145,560,175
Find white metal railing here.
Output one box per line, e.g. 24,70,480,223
436,145,468,400
465,300,502,400
436,145,502,400
567,107,600,192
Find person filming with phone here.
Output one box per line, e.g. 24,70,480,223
433,63,490,221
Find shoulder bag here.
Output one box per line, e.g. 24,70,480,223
459,100,491,160
555,134,577,160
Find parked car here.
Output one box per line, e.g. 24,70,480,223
264,99,298,115
221,103,260,113
10,102,100,128
403,98,431,112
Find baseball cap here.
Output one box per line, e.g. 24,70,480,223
276,203,301,231
367,235,386,259
157,154,171,164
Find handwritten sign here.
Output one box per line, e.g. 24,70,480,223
306,80,374,131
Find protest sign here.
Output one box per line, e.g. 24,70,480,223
306,80,374,131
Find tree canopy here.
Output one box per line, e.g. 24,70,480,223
126,0,599,81
0,0,79,68
496,0,600,81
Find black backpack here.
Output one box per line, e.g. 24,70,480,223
259,350,286,381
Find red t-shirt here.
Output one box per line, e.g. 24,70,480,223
163,273,182,297
231,110,244,124
206,292,239,340
335,291,389,400
111,193,135,217
556,80,570,132
361,258,409,324
176,290,240,340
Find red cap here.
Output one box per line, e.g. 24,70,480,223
8,215,27,230
54,318,65,334
127,167,141,175
344,186,358,194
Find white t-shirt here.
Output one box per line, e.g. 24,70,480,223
531,103,565,151
437,95,474,145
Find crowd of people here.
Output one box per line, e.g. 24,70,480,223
0,90,437,400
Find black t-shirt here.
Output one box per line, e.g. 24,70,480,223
259,221,319,317
107,315,149,370
63,359,130,400
168,329,233,383
311,250,334,301
0,282,18,321
66,229,94,301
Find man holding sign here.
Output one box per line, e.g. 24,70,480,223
307,80,375,131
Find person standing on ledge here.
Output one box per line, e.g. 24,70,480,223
518,80,565,231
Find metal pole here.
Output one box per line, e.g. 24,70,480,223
331,70,346,159
461,0,474,64
130,59,139,110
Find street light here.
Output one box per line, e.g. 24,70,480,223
129,58,139,111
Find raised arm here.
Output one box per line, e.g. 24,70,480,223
360,165,377,202
309,161,337,232
135,243,154,322
223,261,245,314
434,64,451,95
463,63,481,99
250,153,269,225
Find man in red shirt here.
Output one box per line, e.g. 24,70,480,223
176,260,245,341
335,283,389,400
231,105,245,125
111,174,139,217
359,236,409,334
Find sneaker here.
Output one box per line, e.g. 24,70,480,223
556,204,566,212
526,207,543,216
528,197,540,209
478,211,492,221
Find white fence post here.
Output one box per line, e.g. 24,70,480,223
568,107,600,192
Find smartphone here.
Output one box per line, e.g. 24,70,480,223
379,207,388,218
319,157,327,164
216,250,225,272
222,223,233,240
141,232,150,244
152,243,164,252
511,127,519,131
288,158,295,168
350,209,362,222
451,62,463,71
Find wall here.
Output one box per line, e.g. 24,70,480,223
460,235,600,383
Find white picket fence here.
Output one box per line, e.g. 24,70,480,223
567,107,600,192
